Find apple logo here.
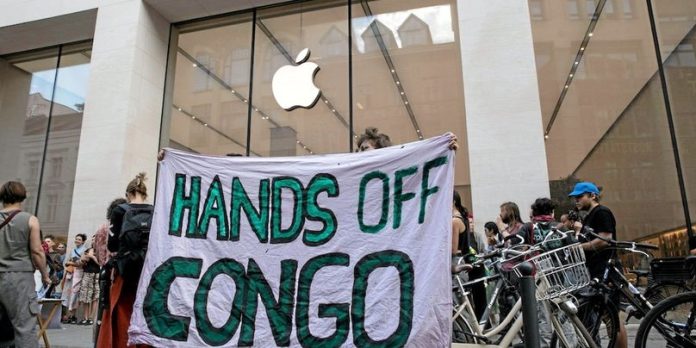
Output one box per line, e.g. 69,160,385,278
272,48,321,111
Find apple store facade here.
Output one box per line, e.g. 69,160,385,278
1,0,696,258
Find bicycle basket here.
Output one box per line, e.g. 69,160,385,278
513,243,590,301
650,257,696,282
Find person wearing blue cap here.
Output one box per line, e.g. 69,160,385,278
569,181,627,348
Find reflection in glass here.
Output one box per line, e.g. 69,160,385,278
530,0,687,253
0,43,91,240
164,0,471,207
352,0,471,207
0,51,59,215
171,15,253,156
654,0,696,236
249,1,350,156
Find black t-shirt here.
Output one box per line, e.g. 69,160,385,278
583,205,617,278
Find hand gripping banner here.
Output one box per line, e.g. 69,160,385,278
128,135,455,347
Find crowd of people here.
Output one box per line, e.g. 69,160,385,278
0,173,151,348
0,126,638,348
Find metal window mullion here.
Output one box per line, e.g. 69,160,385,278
646,0,694,239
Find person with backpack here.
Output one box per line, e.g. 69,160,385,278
516,197,559,247
515,197,577,347
97,173,153,348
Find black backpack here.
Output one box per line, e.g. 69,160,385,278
115,203,153,274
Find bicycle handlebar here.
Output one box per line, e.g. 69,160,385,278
582,230,658,250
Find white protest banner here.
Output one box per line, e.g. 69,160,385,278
128,135,454,347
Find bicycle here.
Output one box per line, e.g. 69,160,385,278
452,232,601,348
552,232,658,348
634,290,696,347
642,256,696,305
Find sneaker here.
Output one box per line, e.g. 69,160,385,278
78,319,89,325
86,319,94,325
68,316,78,324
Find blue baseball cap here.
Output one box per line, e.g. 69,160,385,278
568,182,600,197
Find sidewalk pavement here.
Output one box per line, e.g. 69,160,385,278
43,322,665,347
39,323,93,348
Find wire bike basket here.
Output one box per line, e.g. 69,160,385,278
513,243,591,301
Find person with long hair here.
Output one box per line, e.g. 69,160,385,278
451,191,470,254
97,173,152,348
497,202,524,238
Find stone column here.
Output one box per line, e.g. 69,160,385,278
457,0,550,233
67,0,170,241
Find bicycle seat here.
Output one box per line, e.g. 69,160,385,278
451,263,473,274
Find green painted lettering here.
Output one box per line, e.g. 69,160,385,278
357,171,390,234
195,258,246,346
169,174,201,236
143,257,203,341
296,253,350,348
271,177,305,244
419,156,447,224
303,174,339,246
352,250,414,347
230,177,270,242
197,175,229,239
392,166,418,229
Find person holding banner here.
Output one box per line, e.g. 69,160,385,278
0,181,51,348
356,127,459,152
97,173,152,348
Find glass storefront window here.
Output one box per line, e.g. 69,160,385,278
170,15,254,156
351,0,471,206
0,42,91,241
165,0,472,208
653,1,696,239
250,2,350,156
530,1,688,254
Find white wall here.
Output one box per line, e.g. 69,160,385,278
66,0,170,244
457,0,550,232
0,0,98,27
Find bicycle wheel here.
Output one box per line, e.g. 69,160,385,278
550,297,619,348
645,282,692,305
452,313,477,343
635,291,696,348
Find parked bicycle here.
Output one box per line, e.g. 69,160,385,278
452,231,601,348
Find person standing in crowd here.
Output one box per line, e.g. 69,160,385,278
497,202,524,239
53,242,66,299
483,221,500,253
93,198,127,267
65,233,87,324
451,191,471,255
515,198,578,347
452,191,486,321
356,127,459,152
78,247,100,325
569,181,627,348
98,173,153,348
43,235,63,296
0,181,50,348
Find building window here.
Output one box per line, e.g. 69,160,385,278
51,157,63,178
585,0,598,18
529,0,544,20
193,53,213,92
223,48,251,87
668,44,696,67
567,0,580,19
46,194,58,222
622,0,633,18
27,160,40,183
